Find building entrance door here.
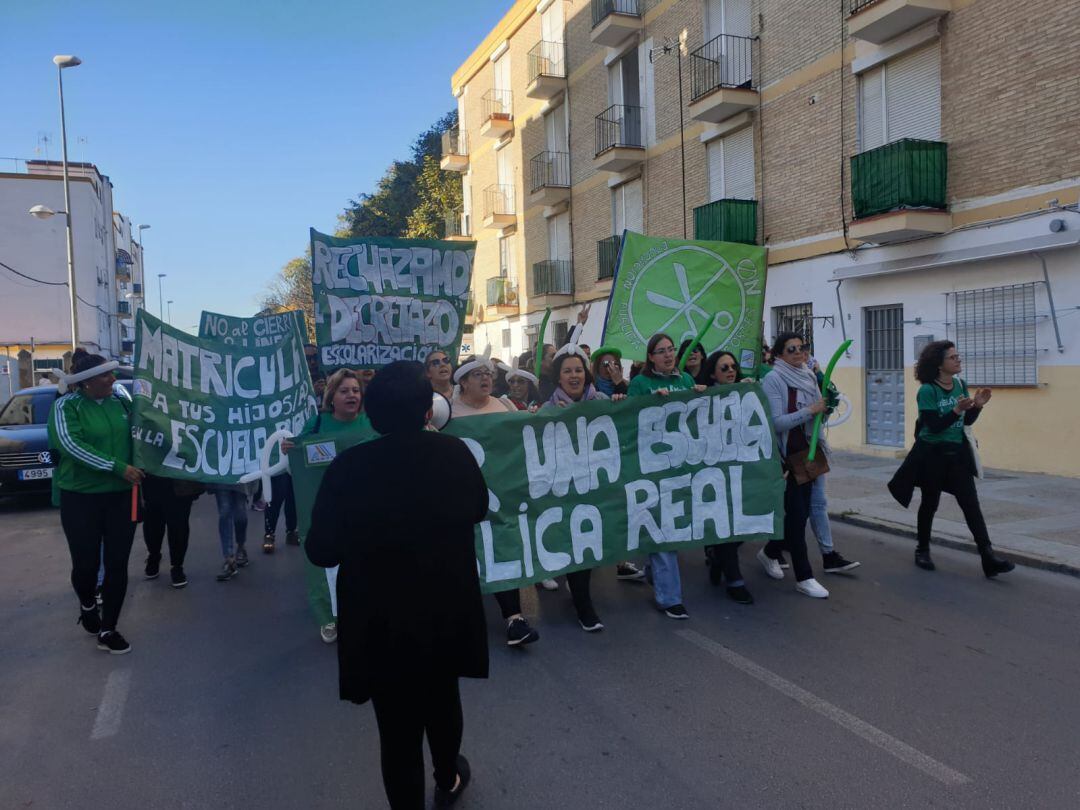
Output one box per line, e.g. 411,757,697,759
864,304,905,447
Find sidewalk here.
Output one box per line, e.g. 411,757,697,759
825,450,1080,578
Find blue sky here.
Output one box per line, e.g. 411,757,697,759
0,0,506,332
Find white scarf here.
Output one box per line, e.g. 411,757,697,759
771,357,821,412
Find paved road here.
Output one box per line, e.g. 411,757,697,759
2,495,1079,809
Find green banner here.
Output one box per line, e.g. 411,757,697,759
131,310,318,483
310,229,476,372
289,387,784,593
601,231,767,369
198,309,308,349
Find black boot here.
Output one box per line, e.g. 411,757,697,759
914,546,935,571
980,547,1015,578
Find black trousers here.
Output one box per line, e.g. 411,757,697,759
370,676,463,809
493,572,594,620
493,589,521,619
264,473,297,535
142,475,194,568
707,542,744,583
917,449,990,551
60,489,136,631
765,478,814,582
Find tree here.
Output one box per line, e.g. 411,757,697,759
260,254,315,340
405,154,463,239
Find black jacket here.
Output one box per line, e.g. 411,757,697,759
306,430,489,703
887,407,981,508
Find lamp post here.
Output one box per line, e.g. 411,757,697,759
27,55,82,353
137,224,150,293
157,273,167,319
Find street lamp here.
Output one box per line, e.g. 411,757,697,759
157,273,167,319
27,54,82,352
137,224,150,286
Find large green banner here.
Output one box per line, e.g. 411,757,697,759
198,309,308,349
310,229,476,372
131,310,318,483
601,231,767,370
289,387,784,593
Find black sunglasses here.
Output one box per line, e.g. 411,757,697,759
784,345,806,354
427,357,451,367
717,363,736,372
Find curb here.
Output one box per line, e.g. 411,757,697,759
829,511,1080,580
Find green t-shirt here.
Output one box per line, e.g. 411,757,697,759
47,391,132,494
627,371,698,397
917,379,969,444
301,411,374,437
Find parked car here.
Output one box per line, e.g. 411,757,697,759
0,377,133,499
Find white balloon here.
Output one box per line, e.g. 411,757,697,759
237,429,294,503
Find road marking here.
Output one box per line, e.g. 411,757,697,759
675,629,972,787
90,669,132,740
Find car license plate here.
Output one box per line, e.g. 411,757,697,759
18,468,53,481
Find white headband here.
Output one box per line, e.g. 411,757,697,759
498,363,538,386
552,343,589,364
57,360,120,394
453,356,495,384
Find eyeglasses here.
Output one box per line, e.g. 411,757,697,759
427,357,451,367
602,360,615,367
717,364,735,372
650,346,676,356
784,345,806,354
468,370,494,379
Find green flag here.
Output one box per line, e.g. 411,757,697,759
198,309,308,349
289,386,784,593
131,310,317,483
601,231,767,370
310,228,476,372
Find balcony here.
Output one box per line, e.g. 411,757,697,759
480,89,514,138
132,282,142,295
121,339,135,354
693,199,758,245
444,209,472,242
440,128,469,172
486,277,520,315
688,35,758,124
849,138,951,243
482,184,517,230
594,104,645,173
464,293,475,326
597,236,620,281
847,0,951,44
532,260,574,298
528,151,570,206
590,0,642,47
526,41,566,100
116,300,132,316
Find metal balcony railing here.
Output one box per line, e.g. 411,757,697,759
591,0,640,28
532,260,574,296
444,210,470,238
689,34,754,101
848,0,883,15
486,277,518,307
595,104,644,155
132,282,142,294
693,199,758,244
117,300,132,315
850,139,948,220
529,151,570,193
597,236,620,280
483,184,516,219
441,128,468,158
528,40,566,82
482,89,513,120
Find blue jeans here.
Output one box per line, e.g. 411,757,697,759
809,474,833,555
649,551,683,609
213,489,248,559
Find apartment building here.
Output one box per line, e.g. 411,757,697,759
0,160,129,397
447,0,1080,475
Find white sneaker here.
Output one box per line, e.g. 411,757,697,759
795,578,829,598
320,622,338,643
538,578,559,591
756,549,784,580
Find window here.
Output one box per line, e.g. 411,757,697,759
706,126,755,201
612,178,643,236
608,47,640,108
706,0,751,40
773,303,814,353
553,320,569,347
544,102,567,154
0,392,53,426
32,359,64,374
952,283,1038,386
498,235,515,278
502,328,512,349
859,43,941,151
547,212,571,261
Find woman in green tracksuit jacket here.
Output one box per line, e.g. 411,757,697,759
47,348,145,655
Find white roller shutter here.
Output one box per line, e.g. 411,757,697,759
549,212,571,260
545,102,567,153
706,0,724,40
859,66,885,151
624,179,643,233
707,139,724,201
885,43,941,142
723,126,755,199
724,0,752,38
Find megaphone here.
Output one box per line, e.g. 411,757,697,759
429,392,452,431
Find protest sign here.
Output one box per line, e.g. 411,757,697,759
289,387,784,593
601,231,767,370
309,229,476,372
131,310,318,483
198,309,308,349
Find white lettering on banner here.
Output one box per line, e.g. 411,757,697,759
312,241,474,297
521,416,621,499
326,294,460,345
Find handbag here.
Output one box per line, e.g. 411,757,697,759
785,447,830,485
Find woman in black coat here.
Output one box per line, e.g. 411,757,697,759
306,361,488,809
